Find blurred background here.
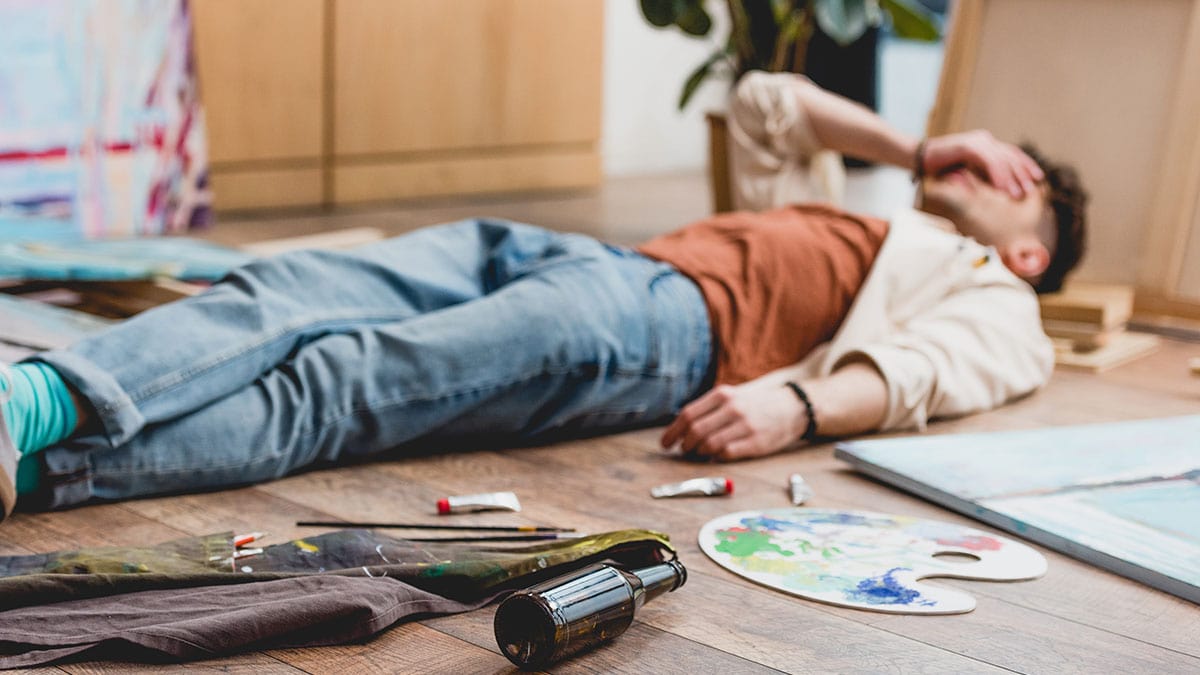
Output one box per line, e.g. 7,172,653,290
2,0,1200,325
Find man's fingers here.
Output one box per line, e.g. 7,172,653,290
692,424,750,458
981,152,1020,198
679,406,739,453
1006,145,1039,197
716,438,759,462
1024,151,1045,182
661,386,730,447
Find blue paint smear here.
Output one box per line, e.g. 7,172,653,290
846,567,933,606
741,515,813,533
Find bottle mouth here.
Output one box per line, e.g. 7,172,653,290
666,559,688,592
493,593,557,669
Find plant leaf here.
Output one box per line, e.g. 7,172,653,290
676,2,714,36
813,0,871,46
880,0,941,42
640,0,679,27
678,49,727,110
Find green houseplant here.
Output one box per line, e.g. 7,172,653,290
640,0,941,110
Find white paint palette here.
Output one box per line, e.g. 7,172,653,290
699,508,1046,614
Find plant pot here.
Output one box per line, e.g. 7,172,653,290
706,112,733,214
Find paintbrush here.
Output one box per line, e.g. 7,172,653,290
401,533,584,543
295,520,575,532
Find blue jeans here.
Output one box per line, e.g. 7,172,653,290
32,219,714,507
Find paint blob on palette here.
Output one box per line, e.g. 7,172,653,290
699,508,1046,614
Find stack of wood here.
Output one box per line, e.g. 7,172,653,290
1039,282,1159,372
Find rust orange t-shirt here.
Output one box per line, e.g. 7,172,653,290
637,204,889,385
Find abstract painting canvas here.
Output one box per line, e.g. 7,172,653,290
0,0,210,242
836,416,1200,603
699,508,1046,614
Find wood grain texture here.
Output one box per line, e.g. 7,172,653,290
333,0,603,156
192,0,325,163
7,174,1199,672
925,0,983,137
332,149,601,203
209,166,325,211
1139,0,1200,297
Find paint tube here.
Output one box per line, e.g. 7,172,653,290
649,477,732,498
437,491,522,514
789,473,814,505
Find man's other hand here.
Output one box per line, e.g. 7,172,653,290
659,384,806,461
923,130,1044,199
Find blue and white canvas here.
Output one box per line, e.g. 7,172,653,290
835,416,1200,604
0,0,210,242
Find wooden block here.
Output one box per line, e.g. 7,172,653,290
1041,318,1121,350
1040,282,1135,329
1052,331,1161,373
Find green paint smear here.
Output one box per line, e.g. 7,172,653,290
716,531,793,558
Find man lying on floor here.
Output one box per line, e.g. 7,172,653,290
0,73,1087,519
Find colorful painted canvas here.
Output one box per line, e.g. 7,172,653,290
835,416,1200,604
699,508,1046,614
0,0,210,242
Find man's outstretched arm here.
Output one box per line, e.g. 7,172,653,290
659,275,1053,461
659,361,886,462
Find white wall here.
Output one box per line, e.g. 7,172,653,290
602,0,729,177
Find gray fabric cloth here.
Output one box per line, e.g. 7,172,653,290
0,573,487,668
0,529,676,668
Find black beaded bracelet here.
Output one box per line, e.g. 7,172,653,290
783,381,819,442
912,138,927,184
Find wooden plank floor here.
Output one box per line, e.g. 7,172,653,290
4,174,1199,673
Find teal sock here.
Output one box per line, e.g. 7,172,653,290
15,454,41,495
1,363,78,495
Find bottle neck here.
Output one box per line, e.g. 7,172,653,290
630,559,687,606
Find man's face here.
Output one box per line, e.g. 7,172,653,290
919,167,1053,281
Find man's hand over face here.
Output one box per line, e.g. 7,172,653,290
659,384,806,461
923,130,1044,199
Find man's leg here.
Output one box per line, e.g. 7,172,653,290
29,219,563,453
38,243,713,506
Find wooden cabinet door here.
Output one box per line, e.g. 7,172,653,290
192,0,325,164
333,0,603,157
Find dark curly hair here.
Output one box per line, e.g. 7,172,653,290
1021,143,1088,294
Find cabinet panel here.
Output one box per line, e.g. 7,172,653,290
193,0,324,164
334,0,603,156
333,150,599,203
209,167,324,210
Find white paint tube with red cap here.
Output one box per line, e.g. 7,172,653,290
649,477,733,498
437,491,522,514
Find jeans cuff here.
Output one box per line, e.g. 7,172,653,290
31,349,145,450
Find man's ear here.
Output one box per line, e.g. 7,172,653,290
999,237,1051,279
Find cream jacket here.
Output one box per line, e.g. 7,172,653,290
729,71,1054,431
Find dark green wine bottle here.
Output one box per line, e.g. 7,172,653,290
493,560,687,670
